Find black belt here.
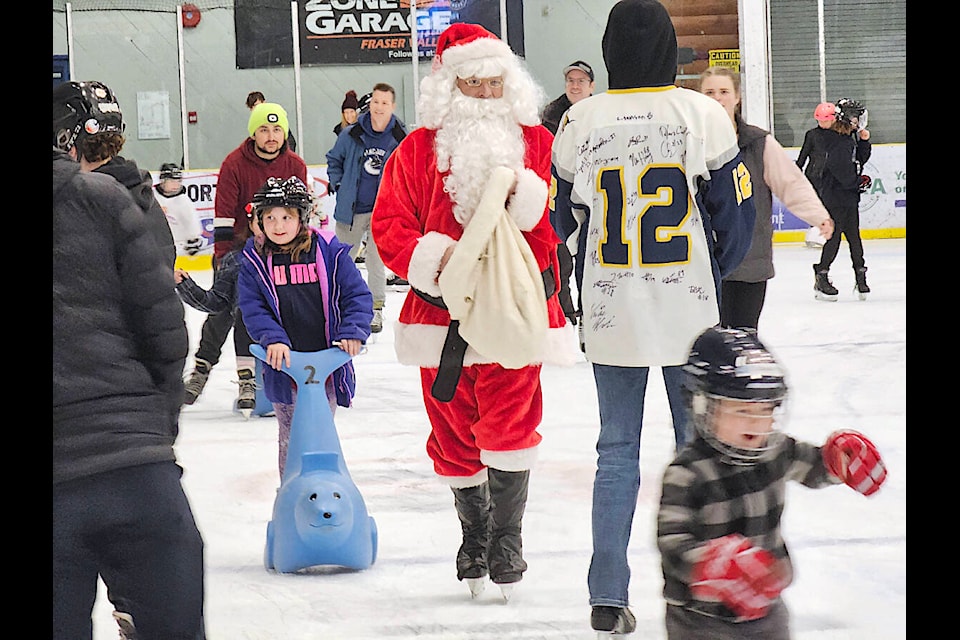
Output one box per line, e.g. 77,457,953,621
414,266,557,402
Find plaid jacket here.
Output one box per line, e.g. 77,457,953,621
657,434,842,621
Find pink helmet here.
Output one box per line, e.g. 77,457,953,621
814,102,837,122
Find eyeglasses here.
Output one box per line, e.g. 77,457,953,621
566,77,591,86
461,77,504,89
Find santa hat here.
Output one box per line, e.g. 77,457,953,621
419,23,543,129
341,90,359,111
432,23,515,78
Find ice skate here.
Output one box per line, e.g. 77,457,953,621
387,274,409,289
112,610,138,640
452,483,491,600
591,605,636,636
465,577,486,599
183,358,211,405
487,469,529,603
813,265,838,301
370,305,384,334
855,267,870,301
236,368,256,419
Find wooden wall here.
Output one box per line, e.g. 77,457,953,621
663,0,740,89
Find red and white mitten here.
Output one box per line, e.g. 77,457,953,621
691,534,786,620
822,430,888,496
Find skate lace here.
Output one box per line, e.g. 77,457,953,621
235,377,258,400
184,370,209,394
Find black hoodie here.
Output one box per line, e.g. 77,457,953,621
95,155,177,269
603,0,678,90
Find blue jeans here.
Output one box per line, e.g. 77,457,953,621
587,364,688,608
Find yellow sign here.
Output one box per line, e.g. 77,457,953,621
709,49,740,72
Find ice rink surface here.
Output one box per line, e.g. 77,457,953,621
92,238,906,639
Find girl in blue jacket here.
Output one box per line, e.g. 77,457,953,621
238,176,373,477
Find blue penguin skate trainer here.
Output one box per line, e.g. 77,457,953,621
251,344,377,573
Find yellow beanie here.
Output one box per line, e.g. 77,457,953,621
247,102,289,138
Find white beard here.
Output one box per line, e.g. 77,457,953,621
435,93,526,226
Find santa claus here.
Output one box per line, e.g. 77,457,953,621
371,22,576,601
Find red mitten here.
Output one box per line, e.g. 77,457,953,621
691,535,786,620
822,430,888,496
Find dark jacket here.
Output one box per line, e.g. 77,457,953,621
94,154,177,269
797,127,871,211
176,248,241,314
658,432,841,621
541,94,572,135
325,112,407,226
237,228,373,407
53,148,189,485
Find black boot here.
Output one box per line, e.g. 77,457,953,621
813,264,838,301
487,468,529,586
451,483,491,581
855,266,870,300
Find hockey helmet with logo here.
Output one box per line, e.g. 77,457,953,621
835,98,866,127
814,101,836,122
251,176,314,226
159,163,183,181
52,81,125,152
682,327,789,464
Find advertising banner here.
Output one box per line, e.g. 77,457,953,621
775,143,906,232
236,0,524,69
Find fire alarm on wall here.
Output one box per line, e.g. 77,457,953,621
182,4,201,28
188,111,198,124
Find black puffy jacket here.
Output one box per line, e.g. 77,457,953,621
53,148,188,485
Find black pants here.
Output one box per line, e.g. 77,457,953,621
53,462,206,640
194,259,252,366
195,308,252,366
720,280,767,330
816,203,865,272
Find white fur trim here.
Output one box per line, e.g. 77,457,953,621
442,469,489,489
408,232,457,298
440,37,515,77
393,323,577,368
481,447,538,472
508,168,549,232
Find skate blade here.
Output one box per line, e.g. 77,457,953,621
498,583,515,603
466,577,486,599
855,289,869,301
240,408,253,419
814,292,838,302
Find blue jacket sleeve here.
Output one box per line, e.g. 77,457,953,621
325,235,374,343
325,133,347,194
700,152,756,279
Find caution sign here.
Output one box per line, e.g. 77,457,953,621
709,49,740,72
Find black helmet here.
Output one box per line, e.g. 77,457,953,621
159,163,183,181
835,98,866,127
52,81,125,152
251,176,314,226
682,327,789,464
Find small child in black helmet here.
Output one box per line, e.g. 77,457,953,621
237,176,374,479
655,326,887,640
153,163,205,256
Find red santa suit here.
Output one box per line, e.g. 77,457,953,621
371,26,577,487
